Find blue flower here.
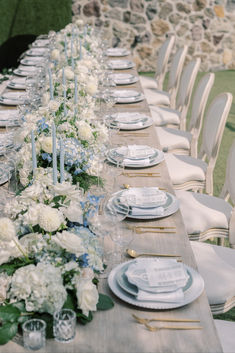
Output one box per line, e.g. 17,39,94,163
37,117,49,133
42,153,52,162
78,253,89,267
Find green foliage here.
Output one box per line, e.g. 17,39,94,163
97,293,114,311
0,257,34,276
0,0,72,45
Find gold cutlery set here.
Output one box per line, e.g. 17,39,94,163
128,225,176,234
132,314,202,331
122,172,160,178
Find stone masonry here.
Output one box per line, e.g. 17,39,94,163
72,0,235,72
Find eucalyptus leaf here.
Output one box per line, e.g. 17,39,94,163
0,322,18,345
97,293,114,311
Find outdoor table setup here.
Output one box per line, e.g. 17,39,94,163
0,23,223,353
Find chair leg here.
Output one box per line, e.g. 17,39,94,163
217,238,225,246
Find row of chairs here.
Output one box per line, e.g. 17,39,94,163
141,36,235,352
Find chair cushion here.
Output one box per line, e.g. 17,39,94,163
156,127,192,152
150,106,180,126
165,154,207,185
214,319,235,353
143,88,170,106
175,190,232,234
139,75,158,90
191,241,235,305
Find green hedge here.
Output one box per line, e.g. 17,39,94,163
0,0,72,45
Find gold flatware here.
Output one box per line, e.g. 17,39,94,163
135,228,176,234
132,314,200,324
123,174,160,178
145,322,202,332
122,172,160,176
122,184,166,191
126,249,181,259
134,226,176,230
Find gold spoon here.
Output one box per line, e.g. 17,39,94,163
126,249,181,259
135,228,176,234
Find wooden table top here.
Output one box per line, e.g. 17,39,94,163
2,57,223,353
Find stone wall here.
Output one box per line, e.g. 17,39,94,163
72,0,235,72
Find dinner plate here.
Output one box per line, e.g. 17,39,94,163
0,162,13,185
7,77,26,90
109,73,138,85
106,112,153,130
13,66,38,77
107,189,179,219
0,110,21,127
108,60,135,70
32,39,50,47
108,260,204,309
20,57,45,66
111,90,145,104
106,48,130,57
0,92,27,106
25,48,49,56
116,261,193,297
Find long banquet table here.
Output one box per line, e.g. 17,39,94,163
2,55,223,353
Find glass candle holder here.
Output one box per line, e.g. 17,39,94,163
22,319,46,351
53,309,76,343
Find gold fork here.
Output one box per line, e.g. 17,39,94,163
135,228,176,234
134,226,176,230
132,314,200,324
145,322,202,332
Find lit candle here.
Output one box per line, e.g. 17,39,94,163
52,123,57,185
60,138,65,183
62,67,66,99
31,130,37,175
48,68,54,100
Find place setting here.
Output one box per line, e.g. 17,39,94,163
13,65,40,77
0,91,28,106
105,48,130,57
20,56,45,66
108,59,135,70
109,89,145,104
25,47,50,56
105,111,153,130
0,110,21,127
106,186,179,220
108,256,205,310
108,73,138,85
106,144,164,168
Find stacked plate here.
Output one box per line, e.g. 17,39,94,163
109,73,138,85
108,60,134,70
110,90,145,104
0,92,28,106
106,48,130,57
7,77,26,90
13,66,39,77
25,48,49,56
0,110,21,127
0,162,13,185
106,187,179,219
108,258,205,309
32,39,50,48
0,133,15,155
20,56,45,66
107,145,164,168
106,112,153,130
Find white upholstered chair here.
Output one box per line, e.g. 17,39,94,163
157,73,215,157
165,92,233,195
191,241,235,314
151,58,201,129
175,140,235,242
144,45,188,109
139,36,175,91
214,319,235,352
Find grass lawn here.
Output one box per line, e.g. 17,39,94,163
139,70,235,321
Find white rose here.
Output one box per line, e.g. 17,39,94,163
42,92,50,106
48,100,60,112
0,273,11,303
86,81,98,96
51,48,60,61
19,165,31,186
23,204,42,227
61,201,83,223
75,278,99,316
76,121,93,141
51,182,82,201
25,113,38,123
64,66,74,80
38,205,64,232
75,19,84,27
40,136,53,153
0,218,16,241
21,183,42,200
19,233,46,253
53,230,85,256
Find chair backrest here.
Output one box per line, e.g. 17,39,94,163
155,36,175,91
220,140,235,204
188,73,215,157
175,58,201,130
166,45,188,109
199,92,233,194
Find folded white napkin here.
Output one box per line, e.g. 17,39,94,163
123,158,150,166
137,288,184,302
131,206,164,216
119,122,144,128
123,188,167,208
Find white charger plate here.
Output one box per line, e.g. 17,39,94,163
13,66,38,77
0,92,27,106
0,110,20,126
109,73,138,85
106,48,130,57
107,112,152,130
108,60,134,70
107,189,179,219
111,90,145,104
32,39,50,47
20,57,44,66
25,48,49,56
108,259,204,310
7,77,26,90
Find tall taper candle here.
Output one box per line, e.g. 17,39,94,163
60,138,65,183
79,39,82,60
31,130,37,174
52,123,57,185
48,68,54,100
74,75,78,104
64,35,68,63
62,67,66,99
